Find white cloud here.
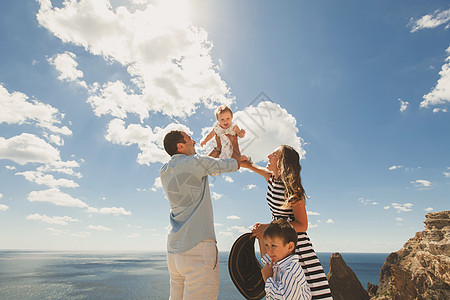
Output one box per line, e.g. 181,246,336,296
409,8,450,32
26,213,80,225
218,231,233,237
37,160,82,178
384,205,391,210
0,84,72,136
425,207,434,212
420,47,450,109
5,166,16,170
212,192,223,200
308,222,318,229
0,133,61,165
46,227,64,235
230,226,251,234
36,0,232,120
444,168,450,178
223,175,233,183
16,171,79,188
153,177,162,189
105,119,192,165
48,51,87,88
72,231,91,238
232,101,305,163
389,165,403,170
307,211,320,216
392,203,413,213
396,217,404,222
411,179,432,190
326,219,334,224
87,225,113,231
127,233,140,238
87,206,132,216
359,198,378,205
244,184,256,190
28,188,88,208
0,204,9,211
433,107,448,113
398,98,409,112
226,215,241,220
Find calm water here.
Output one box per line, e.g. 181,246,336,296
0,251,387,299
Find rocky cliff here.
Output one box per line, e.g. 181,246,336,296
370,210,450,300
326,252,370,300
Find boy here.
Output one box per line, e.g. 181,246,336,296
261,219,312,300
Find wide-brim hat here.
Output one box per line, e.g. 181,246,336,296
228,232,265,300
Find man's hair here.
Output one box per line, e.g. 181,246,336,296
263,219,297,252
163,130,185,156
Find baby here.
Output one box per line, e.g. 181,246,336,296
201,105,246,159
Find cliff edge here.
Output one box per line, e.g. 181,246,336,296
371,210,450,300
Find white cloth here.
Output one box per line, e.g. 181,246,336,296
213,121,236,159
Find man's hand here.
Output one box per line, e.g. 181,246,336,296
261,260,273,283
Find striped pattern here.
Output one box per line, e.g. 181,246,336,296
262,254,311,300
267,176,333,300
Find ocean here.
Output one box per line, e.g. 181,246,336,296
0,251,388,299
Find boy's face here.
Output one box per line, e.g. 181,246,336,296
264,236,295,263
218,111,232,129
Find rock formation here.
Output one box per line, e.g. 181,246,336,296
370,210,450,300
326,252,370,300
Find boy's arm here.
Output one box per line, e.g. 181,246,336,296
201,130,216,147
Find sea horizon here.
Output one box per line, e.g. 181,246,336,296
0,250,388,299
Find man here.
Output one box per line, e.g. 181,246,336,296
160,130,241,299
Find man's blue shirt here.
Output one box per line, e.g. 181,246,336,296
160,154,238,253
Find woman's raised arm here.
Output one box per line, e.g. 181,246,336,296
240,160,272,182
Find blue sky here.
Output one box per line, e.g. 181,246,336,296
0,0,449,253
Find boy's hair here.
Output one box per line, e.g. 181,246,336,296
263,219,297,252
163,130,185,156
215,104,233,120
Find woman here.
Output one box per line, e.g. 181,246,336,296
242,145,332,300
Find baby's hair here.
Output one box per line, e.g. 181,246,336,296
215,104,233,120
263,219,297,253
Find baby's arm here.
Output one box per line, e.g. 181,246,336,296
200,130,216,147
233,125,246,138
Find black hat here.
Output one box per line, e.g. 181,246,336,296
228,233,266,300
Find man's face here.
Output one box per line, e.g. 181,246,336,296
179,132,196,155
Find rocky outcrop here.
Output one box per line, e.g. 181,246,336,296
326,252,370,300
371,211,450,300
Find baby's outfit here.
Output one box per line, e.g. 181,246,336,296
213,121,236,159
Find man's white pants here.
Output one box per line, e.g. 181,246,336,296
167,240,220,300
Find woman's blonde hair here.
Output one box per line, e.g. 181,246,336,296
277,145,306,207
215,104,233,120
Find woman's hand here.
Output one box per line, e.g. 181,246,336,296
251,223,268,240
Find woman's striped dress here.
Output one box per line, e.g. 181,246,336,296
266,176,333,300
